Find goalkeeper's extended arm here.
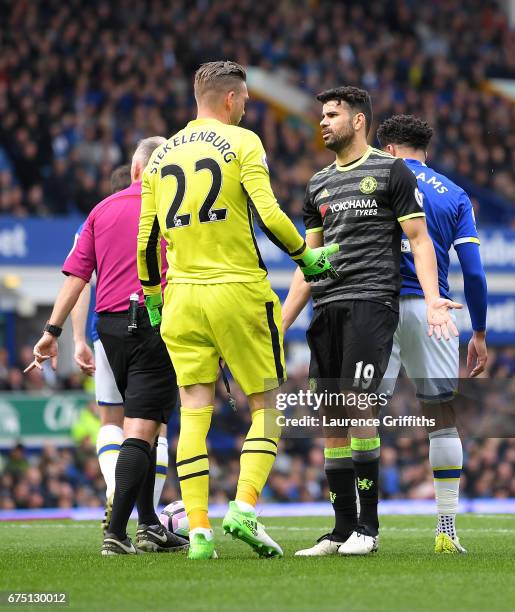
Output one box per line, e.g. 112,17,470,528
239,131,339,281
291,243,340,282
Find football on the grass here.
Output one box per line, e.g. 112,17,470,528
159,500,189,537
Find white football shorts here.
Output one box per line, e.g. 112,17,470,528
379,295,459,402
94,339,123,406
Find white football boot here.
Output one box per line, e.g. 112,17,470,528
295,533,351,556
337,529,378,555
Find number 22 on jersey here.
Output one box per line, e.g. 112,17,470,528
161,158,227,229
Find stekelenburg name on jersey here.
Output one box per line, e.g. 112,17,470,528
149,131,237,173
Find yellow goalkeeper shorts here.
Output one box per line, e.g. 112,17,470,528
161,280,286,395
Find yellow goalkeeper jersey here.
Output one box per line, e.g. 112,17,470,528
137,117,305,292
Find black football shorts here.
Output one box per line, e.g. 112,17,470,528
97,308,178,423
307,300,398,393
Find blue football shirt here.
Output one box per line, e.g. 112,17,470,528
399,159,479,299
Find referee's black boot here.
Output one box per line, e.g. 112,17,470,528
135,523,189,553
101,532,139,555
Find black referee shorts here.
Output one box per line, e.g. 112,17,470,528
307,300,398,393
96,308,178,424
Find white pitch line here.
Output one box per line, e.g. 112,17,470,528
264,527,515,534
0,523,97,529
471,514,515,519
1,524,514,534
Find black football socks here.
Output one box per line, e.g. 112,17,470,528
136,439,160,527
351,437,380,536
324,447,358,540
108,438,151,539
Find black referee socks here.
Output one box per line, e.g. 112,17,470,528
108,438,151,539
136,440,160,527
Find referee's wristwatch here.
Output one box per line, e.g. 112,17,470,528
43,322,63,338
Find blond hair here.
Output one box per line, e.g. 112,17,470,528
194,61,246,102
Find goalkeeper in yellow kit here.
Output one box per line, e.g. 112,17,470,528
137,60,337,560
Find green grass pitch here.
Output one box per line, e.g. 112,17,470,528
1,515,514,611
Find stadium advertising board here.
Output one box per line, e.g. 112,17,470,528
0,217,84,266
1,218,515,342
0,393,90,448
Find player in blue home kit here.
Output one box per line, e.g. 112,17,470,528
377,115,488,553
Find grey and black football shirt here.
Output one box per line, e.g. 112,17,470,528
304,146,425,310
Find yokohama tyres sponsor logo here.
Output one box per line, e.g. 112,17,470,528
321,198,378,217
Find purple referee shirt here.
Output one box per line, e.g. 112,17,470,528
62,181,167,312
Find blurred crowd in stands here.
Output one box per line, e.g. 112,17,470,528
2,420,514,511
1,0,514,510
1,346,514,510
2,343,515,394
6,435,514,511
1,0,514,221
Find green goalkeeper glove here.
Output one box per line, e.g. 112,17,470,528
144,293,163,330
295,243,340,282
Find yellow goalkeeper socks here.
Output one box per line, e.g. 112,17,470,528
236,408,281,507
176,406,213,530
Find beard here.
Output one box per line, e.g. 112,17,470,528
324,122,355,153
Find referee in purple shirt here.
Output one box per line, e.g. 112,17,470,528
26,137,188,556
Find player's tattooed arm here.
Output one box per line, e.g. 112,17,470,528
402,217,439,301
282,232,322,331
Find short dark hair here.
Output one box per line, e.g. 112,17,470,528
376,115,433,151
316,86,373,135
110,164,131,193
194,61,246,100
